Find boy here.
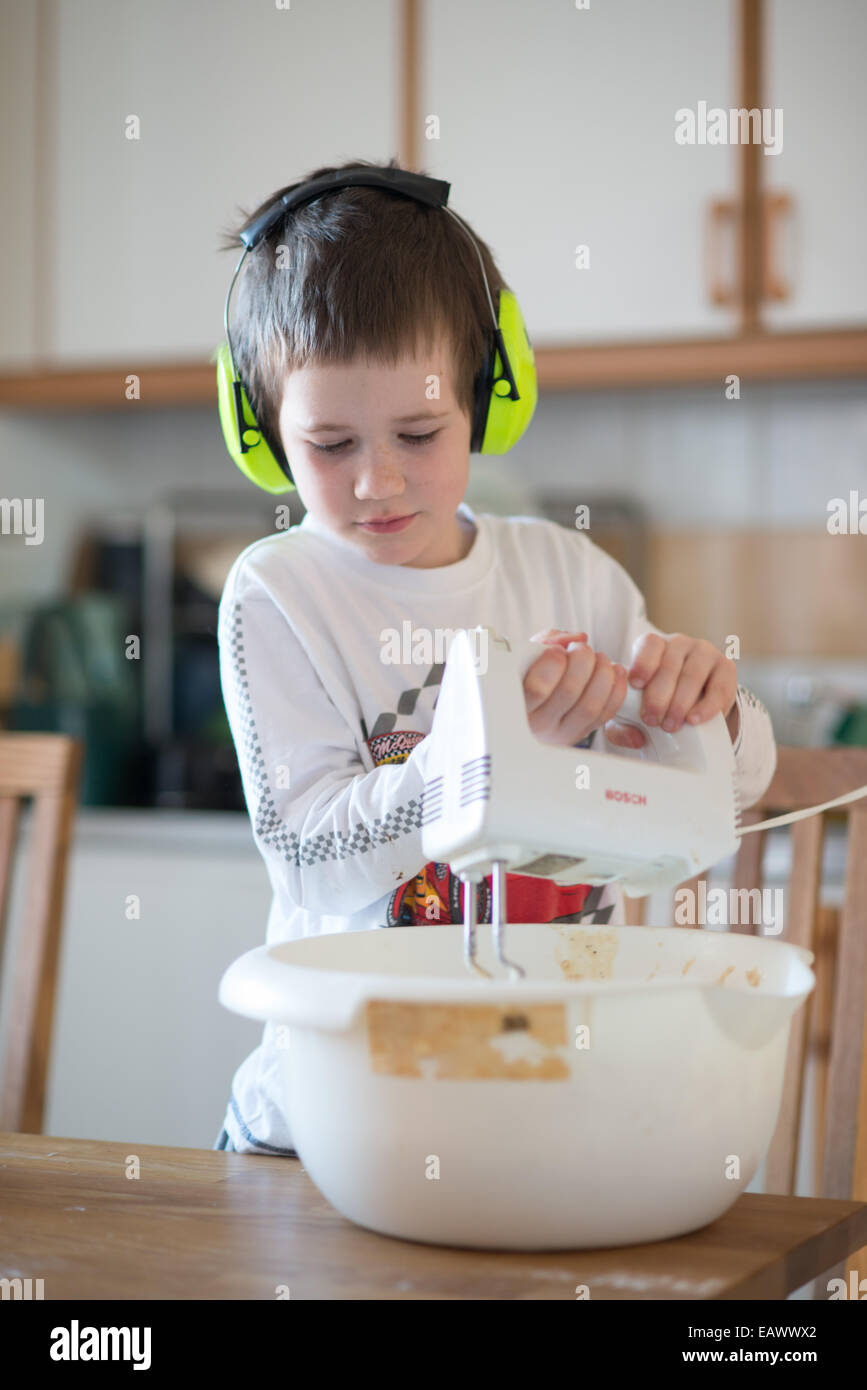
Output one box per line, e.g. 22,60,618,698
213,159,776,1155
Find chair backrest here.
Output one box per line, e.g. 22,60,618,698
0,734,83,1133
630,746,867,1207
732,749,867,1210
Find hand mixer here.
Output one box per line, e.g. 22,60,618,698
421,625,867,981
420,625,744,980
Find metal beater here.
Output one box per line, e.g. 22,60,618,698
460,861,526,981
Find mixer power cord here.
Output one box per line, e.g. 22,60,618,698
737,781,867,835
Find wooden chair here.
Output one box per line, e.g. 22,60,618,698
0,734,83,1133
626,745,867,1288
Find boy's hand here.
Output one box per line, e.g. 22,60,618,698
627,631,739,739
526,629,739,748
523,630,631,747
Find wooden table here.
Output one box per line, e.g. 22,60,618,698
2,1132,865,1300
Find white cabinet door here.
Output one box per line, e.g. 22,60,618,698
49,0,398,363
0,0,39,368
41,812,273,1149
419,0,737,344
762,0,867,329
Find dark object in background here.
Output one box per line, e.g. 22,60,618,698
153,738,246,811
92,530,145,613
172,631,222,737
63,522,254,808
7,594,142,805
831,702,867,747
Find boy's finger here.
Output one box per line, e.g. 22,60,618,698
658,652,716,731
595,663,630,726
562,650,615,729
540,645,597,725
627,632,666,687
686,667,737,725
604,719,646,749
554,652,623,745
636,637,695,724
530,629,588,647
523,644,568,712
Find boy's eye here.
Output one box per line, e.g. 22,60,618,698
309,430,439,455
310,440,351,454
401,430,439,447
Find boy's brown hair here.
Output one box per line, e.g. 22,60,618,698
219,157,509,469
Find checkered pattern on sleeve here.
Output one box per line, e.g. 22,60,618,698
224,599,424,867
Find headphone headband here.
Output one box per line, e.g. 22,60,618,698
240,167,451,251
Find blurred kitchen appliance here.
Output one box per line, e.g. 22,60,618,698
535,492,648,593
74,491,303,807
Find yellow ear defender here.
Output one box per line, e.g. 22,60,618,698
217,166,537,493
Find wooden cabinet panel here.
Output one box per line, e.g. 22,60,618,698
647,530,867,658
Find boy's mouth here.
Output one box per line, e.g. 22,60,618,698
357,512,417,534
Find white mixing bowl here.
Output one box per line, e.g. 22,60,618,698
219,924,814,1251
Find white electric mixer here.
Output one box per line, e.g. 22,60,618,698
421,625,867,981
421,625,741,980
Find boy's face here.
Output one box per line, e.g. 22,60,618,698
277,333,474,567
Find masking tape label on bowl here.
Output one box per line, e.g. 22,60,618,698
366,1001,570,1080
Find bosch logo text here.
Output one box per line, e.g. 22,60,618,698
605,789,647,805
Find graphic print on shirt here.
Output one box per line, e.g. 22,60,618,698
360,660,613,927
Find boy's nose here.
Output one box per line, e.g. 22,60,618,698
354,455,406,497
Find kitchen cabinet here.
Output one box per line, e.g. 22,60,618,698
0,0,40,367
6,0,399,367
0,807,272,1148
760,0,867,330
2,0,867,395
419,0,738,343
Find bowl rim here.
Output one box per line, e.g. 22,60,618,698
219,924,816,1030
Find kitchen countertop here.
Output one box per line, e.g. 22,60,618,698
15,804,261,855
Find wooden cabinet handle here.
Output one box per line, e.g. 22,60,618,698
705,198,740,307
761,191,794,301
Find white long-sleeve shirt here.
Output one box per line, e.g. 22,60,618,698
216,501,777,1153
